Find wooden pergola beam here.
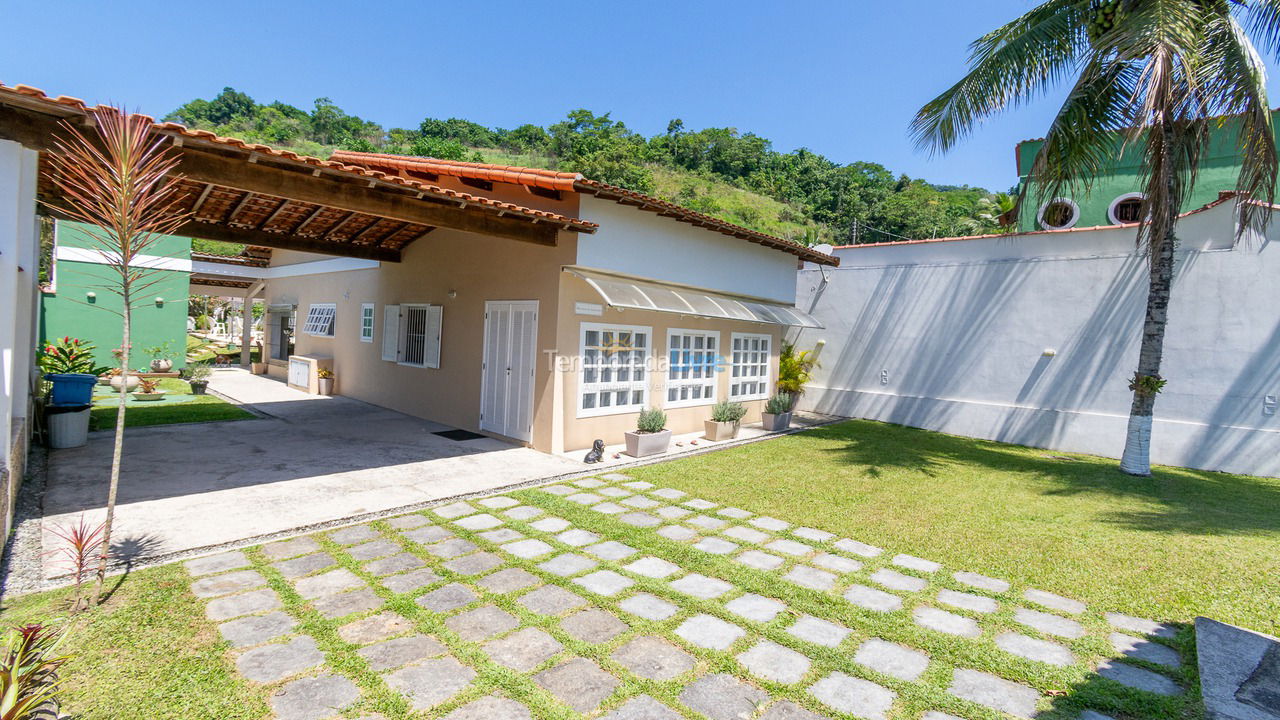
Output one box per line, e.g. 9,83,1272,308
179,220,401,262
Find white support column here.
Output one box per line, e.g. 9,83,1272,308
240,280,265,368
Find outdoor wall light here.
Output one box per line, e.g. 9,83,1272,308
155,297,165,307
1043,348,1057,357
447,289,457,299
85,291,96,303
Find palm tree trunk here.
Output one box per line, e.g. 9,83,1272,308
1119,199,1179,477
93,287,128,603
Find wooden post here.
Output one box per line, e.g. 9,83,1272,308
240,280,265,369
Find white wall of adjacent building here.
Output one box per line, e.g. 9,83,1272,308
793,201,1280,478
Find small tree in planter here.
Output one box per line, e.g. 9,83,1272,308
183,362,212,395
143,340,178,372
624,408,670,458
705,400,746,441
762,392,793,432
777,344,819,411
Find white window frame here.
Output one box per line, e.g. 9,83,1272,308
397,303,443,369
1036,198,1080,230
301,303,336,337
1107,192,1148,225
359,303,375,343
665,329,720,409
578,322,652,418
729,332,771,401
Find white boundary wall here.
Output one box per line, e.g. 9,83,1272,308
794,201,1280,478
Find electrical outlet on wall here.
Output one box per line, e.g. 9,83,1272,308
880,369,889,385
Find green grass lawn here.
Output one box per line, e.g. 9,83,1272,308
630,419,1280,636
90,378,255,431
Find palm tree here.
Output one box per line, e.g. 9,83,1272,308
978,192,1018,232
912,0,1280,476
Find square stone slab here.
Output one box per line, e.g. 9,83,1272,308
786,565,836,591
598,487,632,498
1097,660,1182,696
612,635,695,681
295,568,365,599
584,540,636,560
556,528,602,547
484,627,563,671
1025,588,1085,615
443,695,532,720
191,570,266,598
870,568,927,593
383,656,476,711
502,538,555,559
657,525,698,542
185,551,249,576
561,608,628,643
314,588,384,619
687,514,728,530
809,672,895,720
236,635,324,683
446,605,519,641
365,553,425,577
427,538,478,559
670,573,733,599
538,553,598,577
567,492,605,505
749,516,790,532
652,488,686,499
844,584,903,613
793,527,834,542
915,606,981,638
330,525,380,545
478,567,541,594
359,634,448,671
949,668,1041,718
996,632,1075,667
618,512,661,527
478,496,520,509
679,673,769,720
675,614,745,650
813,553,862,574
434,501,477,519
347,539,399,561
205,589,281,620
417,583,478,613
1105,612,1177,639
892,553,941,573
574,570,635,596
505,506,544,520
726,593,787,623
833,538,882,558
262,536,322,561
382,568,441,594
759,700,826,720
455,513,503,531
766,539,811,557
683,498,716,510
624,556,681,579
269,673,359,720
601,695,682,720
736,550,785,570
1110,632,1181,667
479,528,524,543
591,502,627,515
443,551,504,575
854,638,930,681
955,571,1010,594
621,495,661,509
621,480,654,490
723,526,771,544
718,507,753,519
530,517,572,532
739,640,812,684
534,657,620,712
519,585,588,615
787,615,850,648
272,553,336,579
694,537,739,555
219,611,296,648
619,593,678,621
938,589,998,614
656,506,693,520
1014,608,1085,639
402,526,453,545
387,514,431,530
338,611,414,645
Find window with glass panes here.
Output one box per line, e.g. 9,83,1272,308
359,303,375,342
579,323,649,416
666,330,718,408
730,332,770,400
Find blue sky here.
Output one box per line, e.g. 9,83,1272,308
5,1,1279,192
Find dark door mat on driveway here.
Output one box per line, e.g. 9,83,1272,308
433,429,488,442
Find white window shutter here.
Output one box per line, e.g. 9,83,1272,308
382,304,400,362
425,305,443,369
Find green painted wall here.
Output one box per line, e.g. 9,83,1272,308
1015,112,1276,231
40,221,191,370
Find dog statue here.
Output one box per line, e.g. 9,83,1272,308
583,439,605,464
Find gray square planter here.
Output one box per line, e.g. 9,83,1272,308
761,412,792,432
704,420,740,442
624,430,671,458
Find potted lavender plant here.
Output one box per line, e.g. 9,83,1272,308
704,400,746,441
761,392,793,431
624,408,671,458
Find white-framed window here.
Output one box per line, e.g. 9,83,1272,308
384,303,442,368
1036,198,1080,230
359,303,375,343
666,329,719,408
1108,192,1147,225
579,323,650,417
301,303,336,337
729,332,771,401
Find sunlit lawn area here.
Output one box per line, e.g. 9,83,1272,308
89,378,254,431
630,419,1280,637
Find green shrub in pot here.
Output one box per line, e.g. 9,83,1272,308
626,408,671,457
762,392,793,432
705,400,746,441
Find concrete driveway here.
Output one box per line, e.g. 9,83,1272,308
40,370,579,577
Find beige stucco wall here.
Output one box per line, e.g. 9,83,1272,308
554,273,783,454
263,227,578,451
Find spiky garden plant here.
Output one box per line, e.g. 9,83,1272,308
43,107,189,603
44,517,105,613
0,624,70,720
912,0,1280,475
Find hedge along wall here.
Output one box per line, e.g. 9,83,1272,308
40,220,192,370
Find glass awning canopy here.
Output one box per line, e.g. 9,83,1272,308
569,268,823,329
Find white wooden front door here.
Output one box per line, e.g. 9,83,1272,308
480,300,539,442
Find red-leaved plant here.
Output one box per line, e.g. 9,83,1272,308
44,517,105,613
0,623,71,720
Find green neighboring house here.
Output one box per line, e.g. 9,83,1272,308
1014,113,1273,232
40,220,192,371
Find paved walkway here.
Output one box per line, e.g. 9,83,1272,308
186,471,1187,720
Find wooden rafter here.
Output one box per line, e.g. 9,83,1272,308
257,198,291,230
293,205,326,236
225,192,254,226
190,183,215,217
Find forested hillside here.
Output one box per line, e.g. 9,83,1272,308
167,88,1008,246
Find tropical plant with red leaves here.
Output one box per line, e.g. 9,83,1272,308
43,106,190,604
36,337,109,376
44,517,105,613
0,623,70,720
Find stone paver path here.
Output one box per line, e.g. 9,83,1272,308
184,471,1190,719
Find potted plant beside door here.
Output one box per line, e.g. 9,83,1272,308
625,408,671,458
704,400,746,441
761,392,793,431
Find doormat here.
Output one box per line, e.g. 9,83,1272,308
433,429,488,442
